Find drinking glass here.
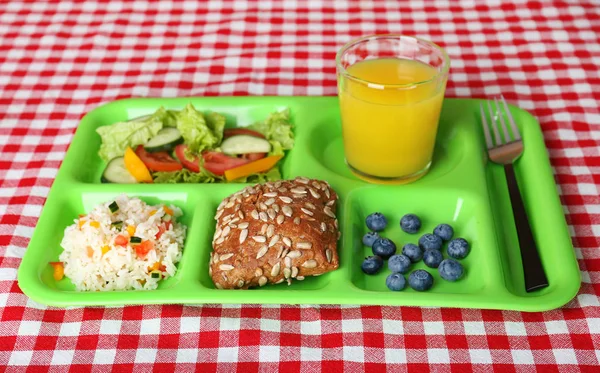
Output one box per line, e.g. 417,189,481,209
336,35,450,184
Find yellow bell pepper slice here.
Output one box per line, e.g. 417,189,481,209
224,155,283,181
49,262,64,281
124,147,153,183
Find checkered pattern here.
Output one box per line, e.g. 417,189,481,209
1,0,599,370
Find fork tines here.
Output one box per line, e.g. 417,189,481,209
480,95,521,150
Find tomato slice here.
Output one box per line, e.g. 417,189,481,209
135,145,182,172
135,240,154,258
155,225,166,240
155,221,172,240
242,152,267,161
114,235,129,247
174,145,200,173
223,128,265,139
201,151,250,176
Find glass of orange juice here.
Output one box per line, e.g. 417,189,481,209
336,35,450,184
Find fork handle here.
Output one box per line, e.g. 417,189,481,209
504,163,549,292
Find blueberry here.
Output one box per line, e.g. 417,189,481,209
419,233,442,251
400,214,421,234
361,256,384,275
372,238,396,259
447,238,470,259
402,243,423,263
386,273,407,291
408,270,434,291
433,224,454,241
438,259,464,281
388,254,412,274
366,212,387,232
362,232,380,247
423,249,443,268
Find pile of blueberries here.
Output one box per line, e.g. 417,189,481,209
361,212,470,292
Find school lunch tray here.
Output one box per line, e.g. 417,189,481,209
17,96,580,311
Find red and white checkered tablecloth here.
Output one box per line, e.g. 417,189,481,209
1,0,599,370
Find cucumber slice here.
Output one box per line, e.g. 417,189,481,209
101,157,138,184
111,221,123,230
220,135,271,155
108,201,119,213
144,128,183,152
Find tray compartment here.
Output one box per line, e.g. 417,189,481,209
197,184,335,291
343,185,496,294
28,187,203,294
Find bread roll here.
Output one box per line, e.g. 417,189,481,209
209,177,340,289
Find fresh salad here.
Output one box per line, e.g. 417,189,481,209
96,104,294,183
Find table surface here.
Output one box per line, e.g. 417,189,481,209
1,0,599,370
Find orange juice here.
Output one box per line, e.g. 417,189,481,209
338,57,446,183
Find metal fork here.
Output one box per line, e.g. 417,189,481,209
480,96,549,293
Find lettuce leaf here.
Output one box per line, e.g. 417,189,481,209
152,168,222,184
152,166,281,184
96,110,164,162
205,111,226,145
248,108,294,156
174,104,223,156
244,167,281,183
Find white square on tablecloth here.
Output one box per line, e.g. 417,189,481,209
423,321,445,335
180,317,201,334
258,346,279,362
23,136,42,146
176,348,198,363
545,320,569,335
140,318,161,335
463,321,486,335
428,348,450,364
381,319,403,335
99,319,122,335
511,349,534,364
580,270,591,284
17,320,42,336
14,151,33,163
300,347,321,361
567,68,586,79
385,348,407,364
343,346,364,363
9,350,33,366
587,318,600,334
135,348,157,364
469,349,492,364
553,349,578,364
577,183,597,196
219,317,241,331
216,346,239,363
51,350,75,365
93,349,117,365
59,321,82,337
300,320,321,335
341,319,363,333
504,322,527,336
259,318,280,332
542,84,561,95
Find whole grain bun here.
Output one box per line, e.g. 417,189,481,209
209,177,340,289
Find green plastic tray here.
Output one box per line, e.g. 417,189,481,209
17,97,580,311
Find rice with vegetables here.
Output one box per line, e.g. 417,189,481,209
58,195,186,291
